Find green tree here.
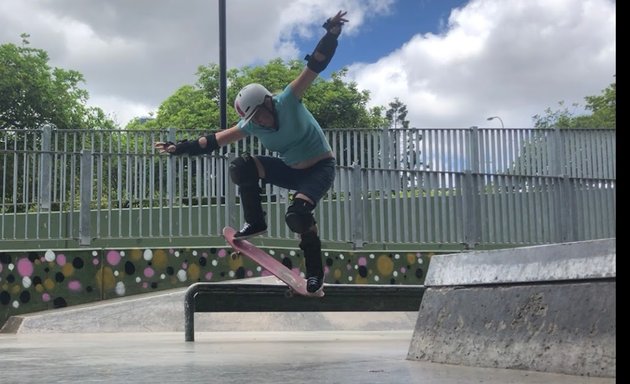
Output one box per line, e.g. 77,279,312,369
532,80,616,129
1,36,117,212
386,97,409,129
508,81,616,177
532,101,577,129
578,81,616,128
0,35,115,130
385,98,421,187
126,115,156,130
155,85,216,129
130,59,388,130
303,68,387,129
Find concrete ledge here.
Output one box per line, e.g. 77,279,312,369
425,239,615,286
407,239,616,378
407,281,615,377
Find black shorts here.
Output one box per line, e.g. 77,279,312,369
256,156,336,205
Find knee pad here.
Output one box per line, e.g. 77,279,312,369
229,153,258,187
285,198,316,234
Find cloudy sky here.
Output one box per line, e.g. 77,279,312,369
0,0,615,128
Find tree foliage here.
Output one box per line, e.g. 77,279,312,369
386,97,410,129
509,80,616,177
129,59,388,130
0,35,115,130
532,80,616,129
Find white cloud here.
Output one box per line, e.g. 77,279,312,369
1,0,614,129
348,0,616,128
87,95,156,128
0,0,386,126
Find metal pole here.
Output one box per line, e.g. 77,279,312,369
79,150,93,246
219,0,227,129
463,126,481,249
226,153,237,228
184,284,198,342
40,124,52,210
350,162,364,249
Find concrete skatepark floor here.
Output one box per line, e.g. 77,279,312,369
0,331,615,384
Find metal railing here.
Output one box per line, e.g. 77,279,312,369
0,126,615,249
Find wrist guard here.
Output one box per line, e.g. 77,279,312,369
304,17,343,73
166,133,219,156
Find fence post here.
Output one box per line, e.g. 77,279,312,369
550,127,563,176
463,126,481,249
552,128,574,242
226,153,237,229
79,150,93,246
380,129,390,169
166,128,176,205
349,162,364,249
559,175,576,242
39,124,52,210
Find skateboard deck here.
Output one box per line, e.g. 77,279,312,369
222,226,324,298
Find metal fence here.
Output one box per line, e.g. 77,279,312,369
0,126,615,249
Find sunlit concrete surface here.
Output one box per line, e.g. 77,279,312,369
1,241,616,383
0,331,614,384
408,239,616,377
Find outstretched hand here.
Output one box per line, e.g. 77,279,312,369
324,10,348,34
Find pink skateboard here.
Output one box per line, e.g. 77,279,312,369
223,226,324,298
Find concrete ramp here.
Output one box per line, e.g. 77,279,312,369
1,276,417,334
406,239,616,378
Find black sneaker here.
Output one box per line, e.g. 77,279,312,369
234,221,267,240
306,276,324,293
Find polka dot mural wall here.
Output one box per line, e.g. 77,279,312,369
0,247,435,326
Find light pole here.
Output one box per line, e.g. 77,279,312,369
487,116,504,128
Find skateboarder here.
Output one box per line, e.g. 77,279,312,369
155,10,348,294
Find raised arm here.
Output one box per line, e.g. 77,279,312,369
290,10,348,99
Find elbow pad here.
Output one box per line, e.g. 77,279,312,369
304,16,344,73
305,32,338,73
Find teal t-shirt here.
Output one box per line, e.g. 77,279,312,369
237,85,332,166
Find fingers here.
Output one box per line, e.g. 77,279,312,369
154,142,173,154
334,10,348,23
325,10,348,34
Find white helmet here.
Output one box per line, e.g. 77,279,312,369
234,83,272,124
